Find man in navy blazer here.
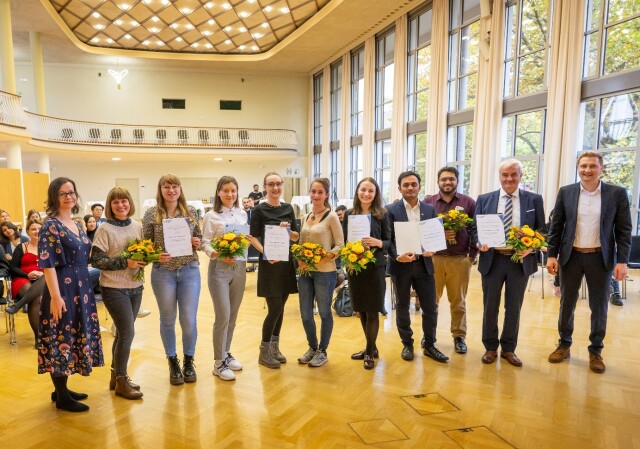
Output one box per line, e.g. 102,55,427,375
388,171,448,363
546,151,631,374
474,159,545,367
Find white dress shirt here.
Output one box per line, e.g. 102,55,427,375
574,182,601,248
498,188,521,227
201,206,248,257
402,198,421,223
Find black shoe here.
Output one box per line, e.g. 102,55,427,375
454,337,467,354
56,398,90,412
183,355,197,383
420,337,426,349
351,348,379,360
5,304,19,314
401,345,414,361
51,390,88,402
168,355,184,385
424,346,449,363
610,293,623,306
363,355,375,370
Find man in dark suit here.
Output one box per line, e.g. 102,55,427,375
474,159,545,367
546,151,631,374
388,171,448,363
242,197,254,224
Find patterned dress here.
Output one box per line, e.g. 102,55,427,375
37,218,104,376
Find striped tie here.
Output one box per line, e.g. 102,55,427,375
503,194,513,237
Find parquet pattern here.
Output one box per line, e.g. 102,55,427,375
1,254,639,449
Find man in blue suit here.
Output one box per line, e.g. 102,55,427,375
474,159,545,367
546,151,631,374
388,171,448,363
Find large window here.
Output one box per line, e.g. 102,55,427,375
351,48,365,137
407,8,432,123
376,30,395,130
313,72,323,147
446,124,474,194
329,147,339,205
583,0,640,78
330,61,343,142
313,152,321,179
349,145,363,197
407,132,427,197
504,0,553,98
448,0,481,112
502,109,546,192
374,139,392,203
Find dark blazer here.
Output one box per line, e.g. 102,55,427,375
474,189,545,277
546,181,632,271
387,200,436,276
0,246,9,279
341,210,391,268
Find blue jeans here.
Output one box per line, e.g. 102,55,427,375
298,271,337,351
151,261,201,357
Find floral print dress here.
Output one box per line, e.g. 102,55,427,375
37,218,104,376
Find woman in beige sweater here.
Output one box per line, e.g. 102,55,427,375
296,178,343,367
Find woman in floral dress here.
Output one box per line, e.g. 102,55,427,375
38,177,104,412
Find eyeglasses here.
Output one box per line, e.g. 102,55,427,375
266,182,283,188
58,191,77,199
162,185,181,191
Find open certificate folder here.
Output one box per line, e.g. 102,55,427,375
263,225,290,261
347,214,371,242
476,214,507,247
162,217,193,257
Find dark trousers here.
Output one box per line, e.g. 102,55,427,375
481,254,529,353
262,294,289,343
558,251,610,354
392,260,437,347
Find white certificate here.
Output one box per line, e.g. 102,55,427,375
347,214,371,242
263,225,290,261
224,224,250,261
476,214,507,248
162,217,193,257
418,218,447,253
394,222,422,255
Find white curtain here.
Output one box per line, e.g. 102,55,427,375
390,15,408,201
469,0,506,197
340,52,352,200
425,0,450,192
542,0,585,209
362,36,376,176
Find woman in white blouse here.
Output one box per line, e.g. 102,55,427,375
202,176,248,381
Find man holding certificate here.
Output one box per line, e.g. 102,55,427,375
388,171,448,364
473,159,545,367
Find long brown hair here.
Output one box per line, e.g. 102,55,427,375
154,174,191,223
46,177,80,217
351,177,386,220
310,178,331,209
213,176,240,213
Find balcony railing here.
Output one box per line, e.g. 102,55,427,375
0,89,298,151
0,90,28,128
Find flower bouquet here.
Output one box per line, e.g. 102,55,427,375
210,231,250,270
438,208,473,245
339,241,376,275
505,225,547,263
291,242,327,276
121,239,163,282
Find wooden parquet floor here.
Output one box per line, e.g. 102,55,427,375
1,254,639,449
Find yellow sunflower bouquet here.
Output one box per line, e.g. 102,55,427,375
505,225,547,263
121,238,163,282
211,231,251,270
291,242,328,276
339,240,376,275
438,209,474,245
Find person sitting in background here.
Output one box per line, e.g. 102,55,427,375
91,203,107,226
242,197,254,224
0,246,10,299
7,219,45,345
22,210,41,237
334,205,347,223
1,221,29,261
0,209,10,222
84,215,97,242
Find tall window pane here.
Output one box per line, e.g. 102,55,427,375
407,8,433,123
502,109,547,192
330,61,343,142
407,132,427,197
446,123,474,194
313,72,323,147
349,145,363,197
330,147,339,205
376,30,395,130
448,0,481,112
374,139,392,203
351,49,365,136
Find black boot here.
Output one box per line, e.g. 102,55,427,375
50,389,88,402
51,374,89,412
183,355,197,383
168,355,184,385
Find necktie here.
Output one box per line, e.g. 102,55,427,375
503,194,513,237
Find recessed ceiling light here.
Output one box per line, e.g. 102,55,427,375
124,34,132,39
261,22,268,28
170,23,178,28
248,0,256,3
161,0,169,5
264,6,272,12
106,38,114,43
115,19,123,25
120,3,130,10
202,30,211,36
143,0,152,4
186,23,194,30
252,33,262,39
157,41,164,46
214,157,223,161
224,39,231,44
176,37,183,42
222,3,230,9
206,2,214,8
152,16,159,22
238,26,246,32
239,45,246,50
131,21,139,26
181,7,191,14
192,42,199,48
143,40,150,45
239,11,249,18
208,19,215,25
150,27,159,33
112,157,121,161
94,24,104,30
19,77,29,82
251,45,258,51
224,26,232,32
91,37,99,42
280,7,289,13
205,43,213,48
92,12,100,18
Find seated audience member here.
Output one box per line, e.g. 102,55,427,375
22,210,41,236
1,221,29,261
84,215,98,242
334,205,347,223
0,246,9,298
0,209,10,222
91,203,107,226
242,197,254,223
6,219,45,345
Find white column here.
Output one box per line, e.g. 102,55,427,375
6,141,22,169
0,0,17,93
38,152,50,174
30,31,47,114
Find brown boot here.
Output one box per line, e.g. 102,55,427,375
115,376,143,400
110,369,140,390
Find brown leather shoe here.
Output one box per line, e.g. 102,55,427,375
481,350,498,364
589,353,605,374
548,346,570,363
500,351,523,367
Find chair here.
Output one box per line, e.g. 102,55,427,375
177,129,188,143
246,245,260,272
156,129,167,142
528,249,547,299
198,129,209,144
88,128,100,140
111,128,122,142
61,128,73,140
133,128,144,143
238,129,249,145
0,277,16,345
219,129,230,145
622,235,640,298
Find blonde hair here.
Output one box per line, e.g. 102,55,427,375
154,174,192,223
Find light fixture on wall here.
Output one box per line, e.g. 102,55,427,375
108,59,128,90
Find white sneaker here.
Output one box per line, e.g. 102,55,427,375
137,309,151,318
225,353,243,371
298,348,316,364
308,350,328,367
213,361,235,381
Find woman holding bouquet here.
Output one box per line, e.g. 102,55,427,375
249,172,299,369
295,178,343,367
91,187,164,399
202,176,248,381
342,177,391,369
143,174,202,385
